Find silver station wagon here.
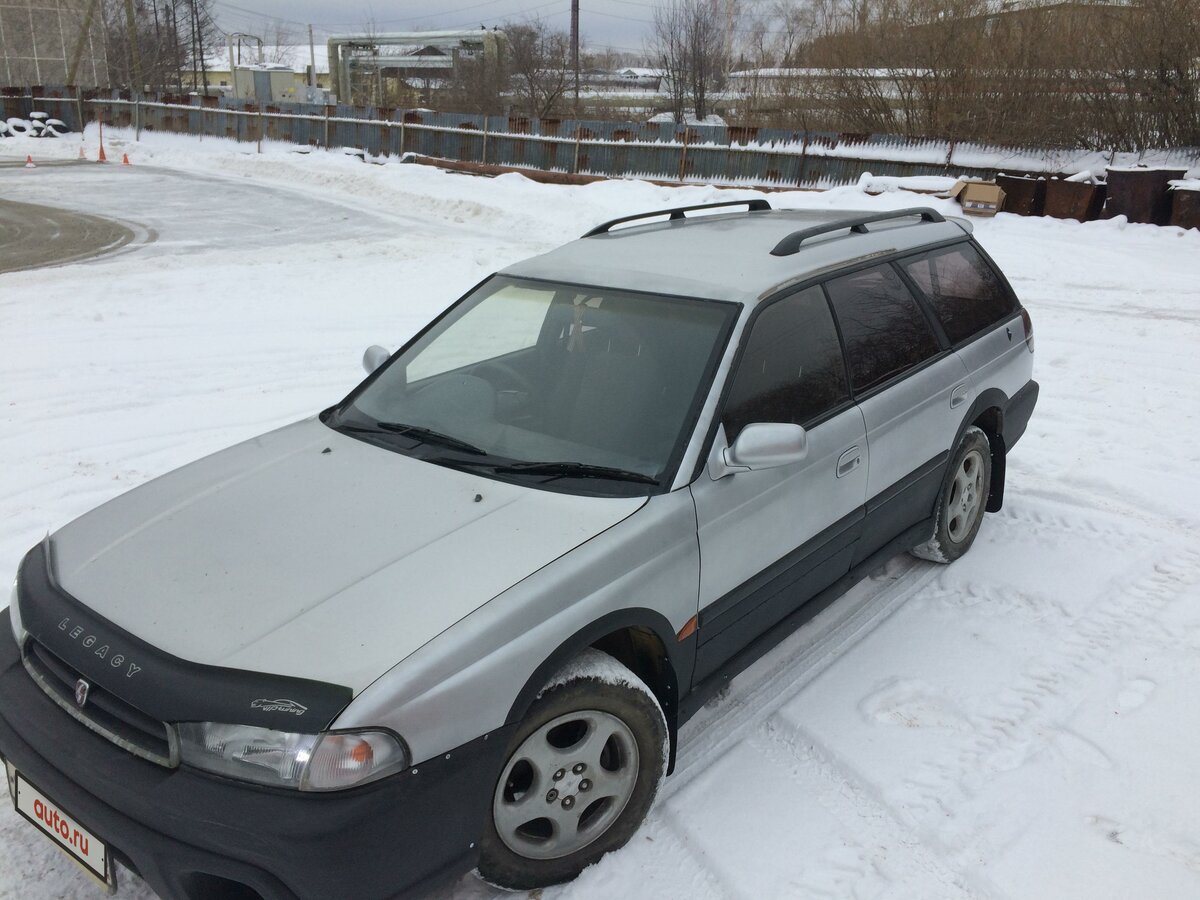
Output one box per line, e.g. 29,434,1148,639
1,201,1037,898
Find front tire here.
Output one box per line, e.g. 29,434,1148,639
478,649,667,890
911,426,992,564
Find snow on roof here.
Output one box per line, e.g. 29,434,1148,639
208,44,330,74
1106,165,1191,173
646,112,727,126
728,67,935,79
326,29,490,42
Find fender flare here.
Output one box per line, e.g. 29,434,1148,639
504,607,693,774
953,387,1009,512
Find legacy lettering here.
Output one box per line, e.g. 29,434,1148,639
56,617,143,679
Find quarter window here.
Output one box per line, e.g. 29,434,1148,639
722,286,849,441
902,244,1016,344
825,264,941,394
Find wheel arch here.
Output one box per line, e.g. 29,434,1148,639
505,608,692,775
958,389,1008,512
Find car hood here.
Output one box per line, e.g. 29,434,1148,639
49,418,644,692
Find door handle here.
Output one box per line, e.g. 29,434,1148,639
836,446,861,478
950,383,970,409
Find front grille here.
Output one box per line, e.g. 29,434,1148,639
22,638,178,767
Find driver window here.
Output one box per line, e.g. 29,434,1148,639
406,283,555,382
722,286,849,443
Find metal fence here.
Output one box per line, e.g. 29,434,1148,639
5,86,1199,188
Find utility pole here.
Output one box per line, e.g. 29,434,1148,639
123,0,143,90
308,24,317,91
571,0,580,116
66,0,101,85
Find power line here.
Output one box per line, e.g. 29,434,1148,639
210,0,577,31
207,0,654,57
586,5,814,36
439,0,569,27
402,0,515,24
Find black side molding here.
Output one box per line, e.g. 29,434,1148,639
15,542,354,732
582,198,772,238
680,516,935,724
770,207,945,257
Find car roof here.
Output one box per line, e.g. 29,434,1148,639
501,207,972,306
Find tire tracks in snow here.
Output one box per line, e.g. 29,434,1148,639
644,490,1192,900
669,559,939,780
753,717,995,899
646,558,960,897
893,545,1200,839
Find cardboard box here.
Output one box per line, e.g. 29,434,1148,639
948,179,1006,216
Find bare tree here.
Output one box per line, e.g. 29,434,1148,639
685,0,735,120
649,0,737,122
243,20,296,65
506,19,573,117
101,0,206,91
174,0,221,93
444,30,509,114
1084,0,1200,147
648,1,689,121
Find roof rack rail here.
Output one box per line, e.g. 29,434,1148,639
582,198,772,238
769,207,945,257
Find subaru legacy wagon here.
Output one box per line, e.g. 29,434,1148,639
1,201,1037,899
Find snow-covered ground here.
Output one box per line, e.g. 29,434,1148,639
2,128,1200,900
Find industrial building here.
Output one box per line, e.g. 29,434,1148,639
0,0,108,86
327,29,504,105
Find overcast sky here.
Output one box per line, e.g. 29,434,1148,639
208,0,662,56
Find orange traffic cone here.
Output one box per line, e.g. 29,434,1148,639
121,153,130,166
78,145,86,160
24,154,35,168
98,142,107,163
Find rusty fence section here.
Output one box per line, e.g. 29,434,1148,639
5,87,1199,188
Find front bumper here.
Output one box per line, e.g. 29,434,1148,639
0,610,514,900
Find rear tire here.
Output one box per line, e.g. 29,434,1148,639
478,649,667,890
911,426,992,564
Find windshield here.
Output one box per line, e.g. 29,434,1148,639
330,276,738,495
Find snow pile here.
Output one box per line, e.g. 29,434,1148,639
2,130,1200,900
857,171,958,193
646,112,728,127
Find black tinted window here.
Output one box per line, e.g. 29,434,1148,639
902,244,1016,344
723,286,849,441
825,264,940,394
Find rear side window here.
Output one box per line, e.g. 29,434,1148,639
825,264,940,394
902,243,1016,344
723,286,849,441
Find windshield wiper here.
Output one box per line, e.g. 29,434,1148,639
339,421,486,456
492,461,659,485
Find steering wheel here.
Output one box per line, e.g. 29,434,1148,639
472,360,539,424
471,360,537,397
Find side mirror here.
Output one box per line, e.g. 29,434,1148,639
362,345,390,375
724,423,809,471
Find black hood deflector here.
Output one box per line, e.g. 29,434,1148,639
16,541,353,732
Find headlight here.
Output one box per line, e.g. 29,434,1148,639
8,578,23,646
175,723,409,792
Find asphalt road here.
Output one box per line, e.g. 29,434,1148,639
0,197,136,275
